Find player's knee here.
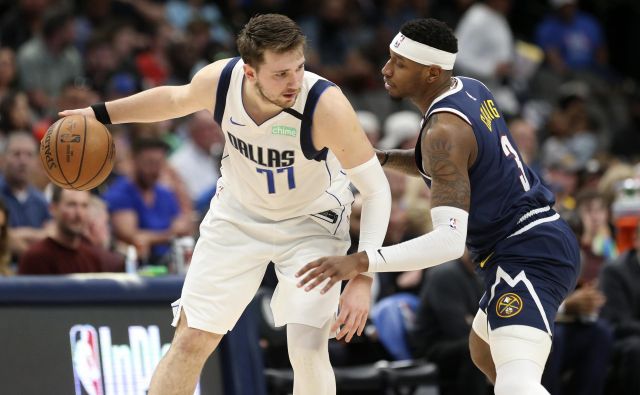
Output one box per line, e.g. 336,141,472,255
171,327,221,360
288,343,328,372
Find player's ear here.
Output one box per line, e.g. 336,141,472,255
243,63,257,81
425,65,442,83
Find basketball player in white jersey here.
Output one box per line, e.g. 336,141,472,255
60,13,391,395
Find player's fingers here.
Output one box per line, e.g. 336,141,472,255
335,311,353,340
304,271,329,291
343,313,359,343
331,307,348,333
320,277,340,294
296,260,320,279
357,312,368,336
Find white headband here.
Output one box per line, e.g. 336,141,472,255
390,32,456,70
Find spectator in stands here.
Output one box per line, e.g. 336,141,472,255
356,110,381,147
378,111,422,150
0,131,50,256
509,117,542,176
541,208,613,395
408,251,488,395
299,0,376,91
535,0,608,77
541,87,599,171
600,221,640,395
169,111,223,203
0,47,17,101
0,0,49,51
455,0,519,114
0,199,12,276
103,138,193,265
0,91,33,136
576,189,617,273
16,7,83,113
85,195,124,272
19,187,123,274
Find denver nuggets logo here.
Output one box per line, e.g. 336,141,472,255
393,34,405,48
496,293,523,318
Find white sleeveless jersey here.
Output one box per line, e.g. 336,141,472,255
213,58,353,221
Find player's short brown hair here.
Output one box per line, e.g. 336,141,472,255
236,14,306,68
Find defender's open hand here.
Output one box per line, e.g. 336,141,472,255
333,275,372,342
296,252,369,294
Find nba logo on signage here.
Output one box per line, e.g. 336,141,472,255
69,325,104,395
69,324,197,395
393,34,405,48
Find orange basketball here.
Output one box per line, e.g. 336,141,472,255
39,115,116,191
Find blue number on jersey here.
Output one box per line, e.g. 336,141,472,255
256,167,296,194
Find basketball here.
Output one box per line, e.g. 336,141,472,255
40,115,116,191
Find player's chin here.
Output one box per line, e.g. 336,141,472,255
278,98,296,108
386,88,404,100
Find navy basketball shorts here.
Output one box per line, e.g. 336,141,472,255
478,218,580,336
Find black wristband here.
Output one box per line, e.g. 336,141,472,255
91,102,112,125
380,150,390,167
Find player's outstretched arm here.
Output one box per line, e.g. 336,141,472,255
297,113,476,292
376,148,422,176
59,59,229,124
312,86,392,253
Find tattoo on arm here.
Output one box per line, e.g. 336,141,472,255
425,131,471,211
384,149,421,176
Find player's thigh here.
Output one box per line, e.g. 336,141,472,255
271,207,351,328
175,207,272,334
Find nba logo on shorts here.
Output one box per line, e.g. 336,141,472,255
70,325,104,395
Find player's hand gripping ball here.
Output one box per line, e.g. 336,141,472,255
40,115,116,191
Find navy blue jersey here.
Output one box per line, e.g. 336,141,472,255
415,77,556,261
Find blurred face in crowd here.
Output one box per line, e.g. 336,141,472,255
8,92,32,130
578,196,609,236
134,147,166,190
3,133,37,188
0,48,16,88
53,190,90,238
85,197,111,249
509,119,538,163
245,48,305,109
189,112,223,153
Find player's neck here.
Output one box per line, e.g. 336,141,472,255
242,79,282,124
412,77,455,115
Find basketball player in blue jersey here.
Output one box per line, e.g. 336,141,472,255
60,14,392,395
297,18,580,395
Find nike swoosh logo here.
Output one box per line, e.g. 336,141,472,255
465,91,477,101
377,249,387,263
230,117,246,126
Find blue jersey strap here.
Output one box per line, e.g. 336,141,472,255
300,79,335,161
213,57,241,125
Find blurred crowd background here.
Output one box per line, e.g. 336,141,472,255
2,0,640,394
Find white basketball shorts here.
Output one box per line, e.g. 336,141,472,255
171,184,351,334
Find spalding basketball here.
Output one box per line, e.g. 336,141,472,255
40,115,116,191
